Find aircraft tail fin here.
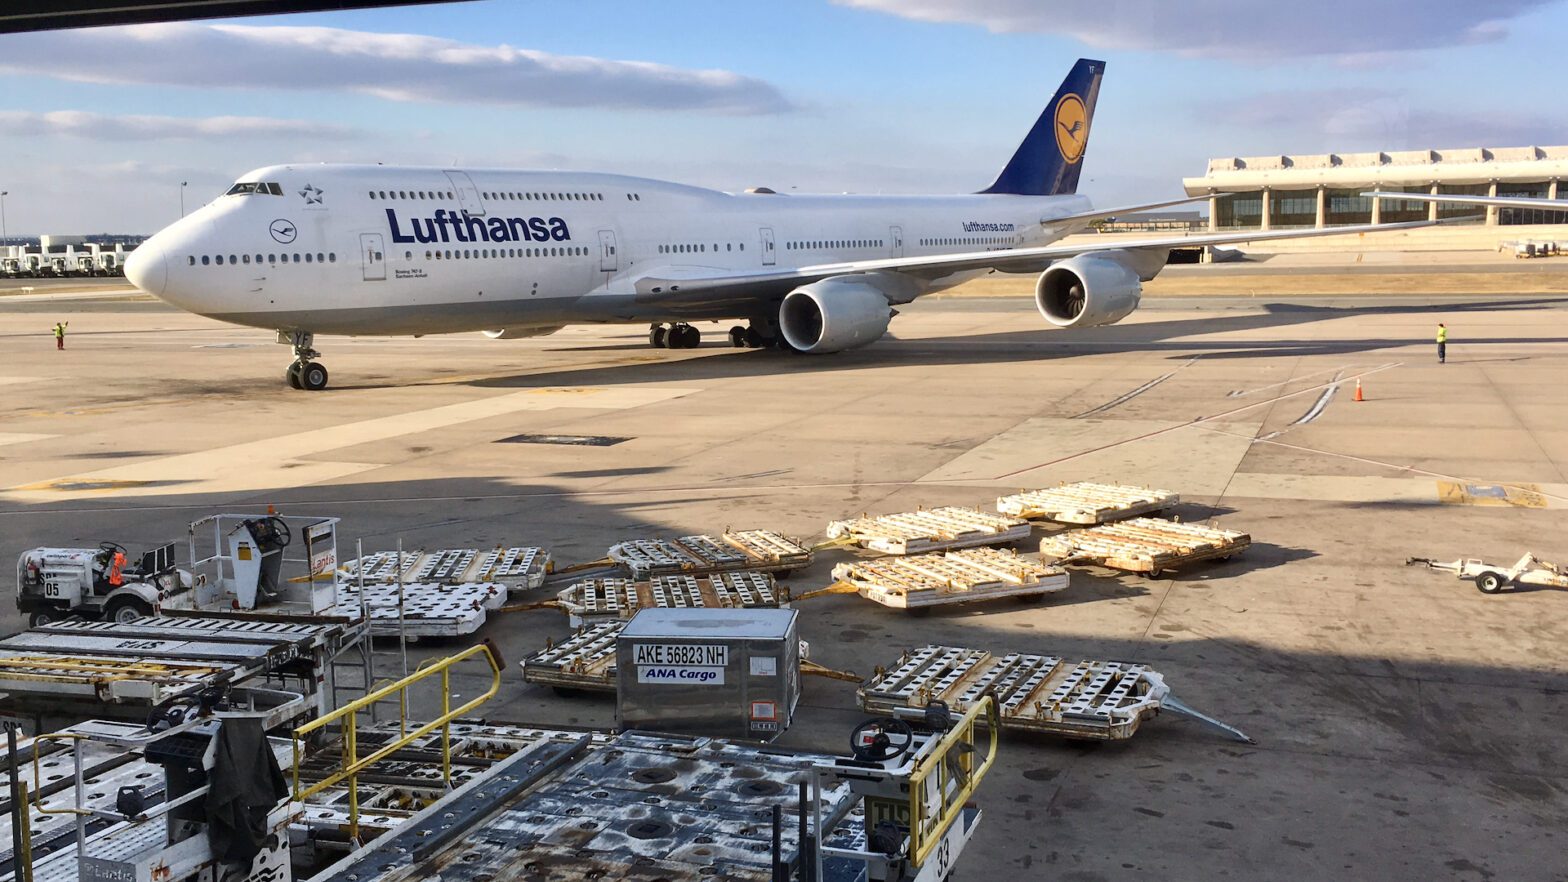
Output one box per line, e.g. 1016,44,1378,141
980,58,1105,196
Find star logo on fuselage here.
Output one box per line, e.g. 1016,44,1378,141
299,184,324,205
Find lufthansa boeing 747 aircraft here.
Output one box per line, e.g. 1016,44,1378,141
124,59,1427,390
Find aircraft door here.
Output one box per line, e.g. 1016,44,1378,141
360,233,386,281
598,230,618,272
889,225,904,258
444,171,486,217
760,227,776,266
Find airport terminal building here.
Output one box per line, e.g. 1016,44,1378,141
1182,145,1568,230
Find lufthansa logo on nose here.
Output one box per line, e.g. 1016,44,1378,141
1054,93,1089,164
269,219,297,244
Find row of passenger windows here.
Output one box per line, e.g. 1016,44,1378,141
658,242,745,254
412,246,589,260
785,239,883,250
920,237,1013,247
369,190,643,202
188,252,335,266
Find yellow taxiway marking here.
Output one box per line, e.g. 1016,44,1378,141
4,385,697,502
1436,481,1548,508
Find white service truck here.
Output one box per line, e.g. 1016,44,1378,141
15,540,191,626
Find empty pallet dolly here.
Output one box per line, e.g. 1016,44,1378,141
606,529,812,578
0,615,356,718
997,482,1179,524
860,645,1252,743
556,572,783,627
521,622,621,691
339,580,506,637
1040,518,1250,575
341,545,550,593
826,506,1033,555
828,548,1069,610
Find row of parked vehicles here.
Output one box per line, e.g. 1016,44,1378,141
1,243,133,277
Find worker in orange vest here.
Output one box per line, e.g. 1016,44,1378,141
108,550,126,587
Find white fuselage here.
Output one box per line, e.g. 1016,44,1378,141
129,164,1093,336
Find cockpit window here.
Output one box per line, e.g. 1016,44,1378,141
225,182,284,196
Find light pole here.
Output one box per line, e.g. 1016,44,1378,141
0,191,8,249
179,182,188,218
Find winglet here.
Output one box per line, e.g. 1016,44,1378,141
980,58,1105,196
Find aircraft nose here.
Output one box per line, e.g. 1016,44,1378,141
124,242,166,297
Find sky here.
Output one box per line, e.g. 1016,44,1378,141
0,0,1565,234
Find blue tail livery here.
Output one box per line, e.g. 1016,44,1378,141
980,58,1105,197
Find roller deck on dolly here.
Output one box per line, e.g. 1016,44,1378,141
607,529,811,578
997,482,1179,525
1040,517,1250,576
309,699,1000,882
340,545,550,594
555,571,785,626
861,645,1253,743
826,548,1069,610
827,506,1032,555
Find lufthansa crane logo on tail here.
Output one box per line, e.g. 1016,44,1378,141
1054,93,1089,164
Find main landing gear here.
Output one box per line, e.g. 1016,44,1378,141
727,324,773,349
281,330,330,391
648,323,701,349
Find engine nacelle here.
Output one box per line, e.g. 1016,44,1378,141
1035,252,1146,329
778,278,894,353
482,326,564,340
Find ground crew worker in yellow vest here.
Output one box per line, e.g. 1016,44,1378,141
1436,323,1447,364
52,321,67,350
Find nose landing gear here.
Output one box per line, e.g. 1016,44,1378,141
281,330,330,391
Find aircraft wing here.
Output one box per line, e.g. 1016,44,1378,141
1365,191,1568,211
632,218,1436,304
1041,194,1220,228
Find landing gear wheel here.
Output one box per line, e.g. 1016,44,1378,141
105,597,154,624
1475,572,1507,594
649,325,669,348
668,324,699,349
849,717,915,763
728,326,747,348
744,327,768,349
299,362,329,391
28,610,58,628
286,363,303,389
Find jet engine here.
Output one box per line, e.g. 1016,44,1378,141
1034,251,1155,329
482,326,564,340
778,277,895,353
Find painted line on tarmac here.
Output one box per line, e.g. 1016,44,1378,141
1226,363,1366,398
993,362,1403,481
1256,370,1343,442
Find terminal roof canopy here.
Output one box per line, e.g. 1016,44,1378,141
0,0,471,34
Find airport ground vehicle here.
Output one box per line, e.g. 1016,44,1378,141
1407,552,1568,594
15,540,189,626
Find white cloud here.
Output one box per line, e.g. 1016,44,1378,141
0,23,793,114
837,0,1554,59
0,110,360,140
1204,88,1564,151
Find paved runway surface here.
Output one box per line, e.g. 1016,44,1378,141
2,293,1566,880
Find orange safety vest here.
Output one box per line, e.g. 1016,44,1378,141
108,551,126,587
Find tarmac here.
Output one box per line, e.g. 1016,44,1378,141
1,284,1566,880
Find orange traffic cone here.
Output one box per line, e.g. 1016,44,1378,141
1353,378,1365,402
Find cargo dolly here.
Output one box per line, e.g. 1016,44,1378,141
997,482,1179,525
1039,517,1250,576
826,506,1033,555
1406,552,1568,594
519,620,855,693
820,547,1069,610
860,644,1253,743
606,529,812,578
554,571,784,627
339,580,507,637
341,545,550,593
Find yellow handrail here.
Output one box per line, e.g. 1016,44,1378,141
29,733,95,817
291,642,501,841
906,695,999,867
